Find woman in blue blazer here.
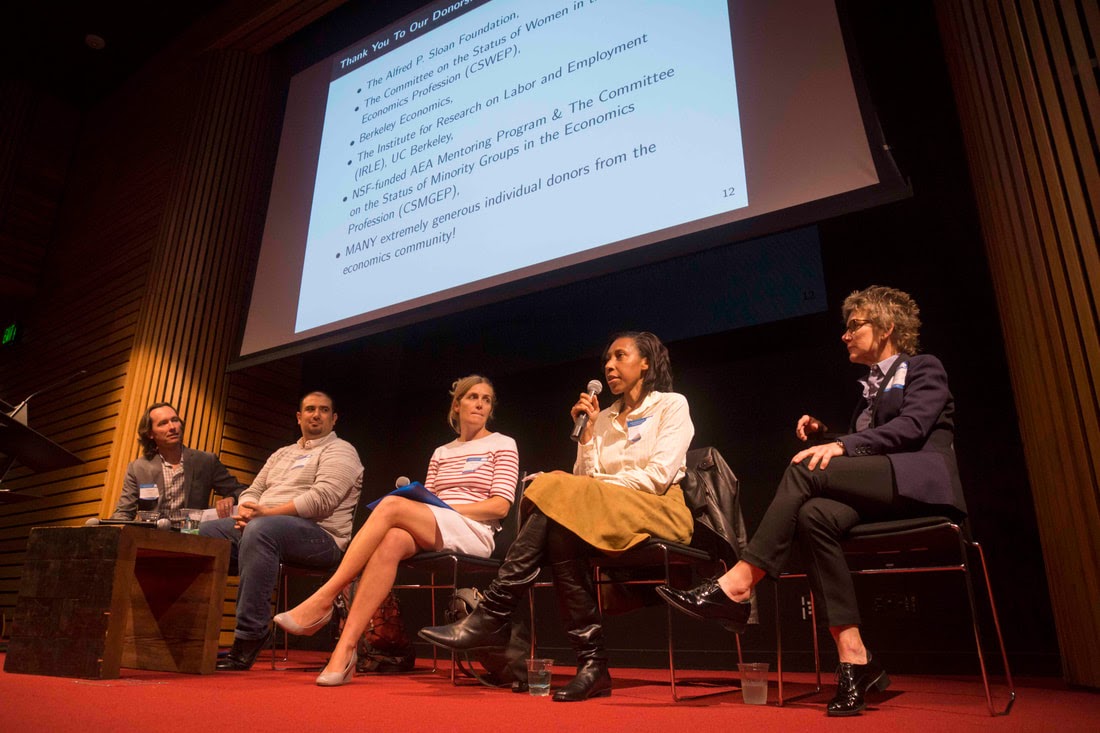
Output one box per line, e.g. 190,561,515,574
658,285,966,717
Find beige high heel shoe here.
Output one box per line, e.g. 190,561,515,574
273,607,333,636
316,650,357,687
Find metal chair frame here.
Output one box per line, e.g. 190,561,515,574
391,474,526,684
393,551,504,683
775,516,1016,715
269,561,340,670
528,538,742,701
267,498,366,670
590,539,742,701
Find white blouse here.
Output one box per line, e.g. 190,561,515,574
573,390,694,494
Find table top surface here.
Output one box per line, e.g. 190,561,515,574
30,524,231,558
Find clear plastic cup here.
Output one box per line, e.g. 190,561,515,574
525,658,553,696
181,509,203,534
738,662,769,704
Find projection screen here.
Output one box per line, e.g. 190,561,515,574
237,0,902,364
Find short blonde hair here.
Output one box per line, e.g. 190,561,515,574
842,285,922,354
448,375,495,433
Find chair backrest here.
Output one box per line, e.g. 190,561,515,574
679,446,749,566
489,474,526,560
350,485,373,533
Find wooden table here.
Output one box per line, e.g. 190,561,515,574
4,525,230,678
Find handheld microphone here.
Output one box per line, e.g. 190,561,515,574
85,517,101,526
569,379,604,442
395,476,411,488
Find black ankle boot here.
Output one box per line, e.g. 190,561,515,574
554,657,612,702
419,513,548,651
418,603,512,651
216,629,271,671
548,557,612,702
827,654,890,716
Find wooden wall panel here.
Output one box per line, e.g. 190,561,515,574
98,50,286,515
936,0,1100,687
0,0,357,648
0,0,337,635
0,72,183,620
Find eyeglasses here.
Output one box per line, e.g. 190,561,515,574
844,318,873,334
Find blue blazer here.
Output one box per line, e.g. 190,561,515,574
111,446,244,519
838,354,967,516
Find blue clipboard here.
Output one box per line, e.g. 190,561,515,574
366,482,454,511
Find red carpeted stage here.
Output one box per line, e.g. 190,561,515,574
2,652,1096,732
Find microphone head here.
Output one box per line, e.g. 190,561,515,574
156,518,172,530
586,379,603,395
85,517,101,526
395,476,411,488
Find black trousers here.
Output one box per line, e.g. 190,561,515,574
742,456,928,628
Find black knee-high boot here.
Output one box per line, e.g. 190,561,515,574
418,512,548,651
549,556,612,701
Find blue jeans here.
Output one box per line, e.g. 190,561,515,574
200,515,343,640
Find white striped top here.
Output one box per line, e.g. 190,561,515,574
425,432,519,511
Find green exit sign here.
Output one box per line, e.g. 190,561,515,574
2,323,17,345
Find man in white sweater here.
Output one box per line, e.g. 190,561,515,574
202,391,363,671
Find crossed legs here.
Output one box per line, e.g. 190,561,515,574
201,515,343,640
280,496,444,678
716,456,909,662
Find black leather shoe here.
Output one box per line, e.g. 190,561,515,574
417,606,511,651
827,655,890,716
553,659,612,702
656,580,751,633
216,630,271,671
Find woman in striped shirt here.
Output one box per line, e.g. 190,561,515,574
274,375,518,686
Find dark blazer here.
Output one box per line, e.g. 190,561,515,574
838,354,967,516
111,446,245,519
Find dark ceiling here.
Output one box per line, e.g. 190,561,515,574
2,1,226,106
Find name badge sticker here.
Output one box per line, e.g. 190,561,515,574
138,484,158,501
462,456,486,473
626,416,650,444
884,362,909,392
290,454,312,470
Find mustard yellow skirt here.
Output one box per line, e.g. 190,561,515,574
523,472,692,554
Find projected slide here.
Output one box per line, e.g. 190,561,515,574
295,0,746,333
241,0,888,362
